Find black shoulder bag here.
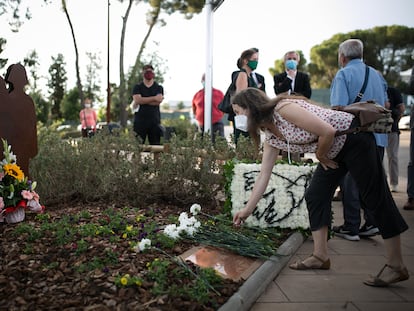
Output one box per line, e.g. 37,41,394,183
218,71,241,113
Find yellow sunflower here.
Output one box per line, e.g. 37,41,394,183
3,163,25,181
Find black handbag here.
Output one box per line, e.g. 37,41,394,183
218,71,241,113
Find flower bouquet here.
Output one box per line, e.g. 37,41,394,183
0,139,45,224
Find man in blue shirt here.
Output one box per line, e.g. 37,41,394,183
330,39,388,241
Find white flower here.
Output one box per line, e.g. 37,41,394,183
163,210,201,240
138,238,151,251
178,212,189,224
184,226,197,236
190,203,201,216
164,224,180,239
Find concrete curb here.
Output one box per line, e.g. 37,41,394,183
218,231,305,311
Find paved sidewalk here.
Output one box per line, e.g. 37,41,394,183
219,131,414,311
250,187,414,311
249,130,414,310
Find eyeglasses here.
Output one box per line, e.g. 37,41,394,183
287,58,297,60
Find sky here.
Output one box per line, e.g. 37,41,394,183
1,0,414,105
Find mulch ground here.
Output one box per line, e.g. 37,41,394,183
0,201,289,310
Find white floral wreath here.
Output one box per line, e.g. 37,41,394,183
231,163,315,229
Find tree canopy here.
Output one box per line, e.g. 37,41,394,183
308,25,414,92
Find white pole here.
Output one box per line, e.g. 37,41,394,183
204,1,214,137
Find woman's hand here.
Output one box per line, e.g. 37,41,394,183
316,153,338,170
233,208,251,227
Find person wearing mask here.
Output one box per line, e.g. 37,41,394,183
228,48,264,145
273,51,312,99
250,47,266,93
232,87,409,287
385,86,405,193
132,64,164,145
331,39,388,241
192,73,225,143
79,97,97,138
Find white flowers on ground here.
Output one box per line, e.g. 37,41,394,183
190,203,201,216
134,204,203,253
136,238,151,252
164,209,201,239
231,163,315,229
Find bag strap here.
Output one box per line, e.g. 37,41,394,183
353,65,369,103
83,109,88,127
337,65,370,135
335,126,367,136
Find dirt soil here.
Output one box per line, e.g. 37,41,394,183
0,202,260,311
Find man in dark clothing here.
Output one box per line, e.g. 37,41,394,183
273,50,311,99
132,64,164,145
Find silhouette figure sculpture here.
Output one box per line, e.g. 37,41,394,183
0,63,38,177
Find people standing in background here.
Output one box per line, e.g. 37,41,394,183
330,39,388,241
403,69,414,210
385,86,405,193
228,48,265,145
192,73,225,143
273,50,312,99
132,64,164,145
79,97,97,138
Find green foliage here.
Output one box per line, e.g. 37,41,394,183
60,87,81,122
84,52,102,100
23,50,41,93
309,25,414,90
12,223,43,242
160,0,205,17
145,257,223,305
29,129,234,207
185,213,282,260
162,117,195,140
30,91,50,124
176,101,185,110
115,273,144,288
48,53,67,120
0,0,49,32
0,37,7,69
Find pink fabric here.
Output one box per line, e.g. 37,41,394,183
265,99,354,159
79,109,97,129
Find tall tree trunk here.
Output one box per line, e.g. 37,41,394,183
61,0,84,105
118,0,134,127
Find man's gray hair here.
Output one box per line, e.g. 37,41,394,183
338,39,363,59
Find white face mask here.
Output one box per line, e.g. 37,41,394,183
234,115,248,132
85,104,91,108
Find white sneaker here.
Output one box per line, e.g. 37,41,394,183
391,185,398,192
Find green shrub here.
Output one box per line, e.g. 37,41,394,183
30,127,257,207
